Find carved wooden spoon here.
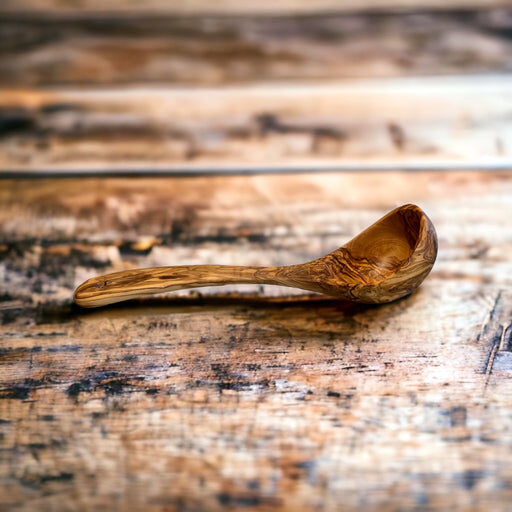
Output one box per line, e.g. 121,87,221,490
74,204,437,308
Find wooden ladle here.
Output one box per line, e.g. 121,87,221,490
74,204,437,308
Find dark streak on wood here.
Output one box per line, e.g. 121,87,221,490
479,291,512,383
500,323,512,352
0,8,511,87
2,76,512,170
480,291,503,374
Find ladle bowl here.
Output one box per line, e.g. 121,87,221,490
74,204,437,308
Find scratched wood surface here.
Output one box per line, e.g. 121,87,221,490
2,1,512,511
2,8,512,88
2,4,512,88
2,172,512,511
1,3,512,172
2,0,511,12
1,77,512,171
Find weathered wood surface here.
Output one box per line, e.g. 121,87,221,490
2,0,512,509
1,3,511,174
2,76,512,171
1,171,512,510
1,7,512,88
1,0,511,13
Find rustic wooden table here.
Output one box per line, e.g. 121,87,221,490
1,2,512,511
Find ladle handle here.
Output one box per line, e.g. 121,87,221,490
73,264,300,308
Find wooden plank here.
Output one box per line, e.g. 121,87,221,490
0,8,511,88
1,171,512,510
0,0,510,14
1,77,512,171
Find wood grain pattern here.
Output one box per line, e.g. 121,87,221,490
1,0,510,13
1,7,511,88
1,3,511,173
73,204,437,306
1,76,512,171
2,1,512,509
2,172,512,511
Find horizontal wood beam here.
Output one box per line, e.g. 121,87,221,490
1,77,511,171
1,8,511,88
0,0,510,14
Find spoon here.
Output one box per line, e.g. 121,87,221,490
73,203,437,308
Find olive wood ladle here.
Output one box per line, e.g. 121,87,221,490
74,204,437,308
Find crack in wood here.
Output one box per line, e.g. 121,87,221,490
480,291,502,372
499,322,512,352
480,291,512,386
483,328,502,387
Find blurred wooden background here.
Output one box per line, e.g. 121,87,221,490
1,0,512,171
1,2,512,511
